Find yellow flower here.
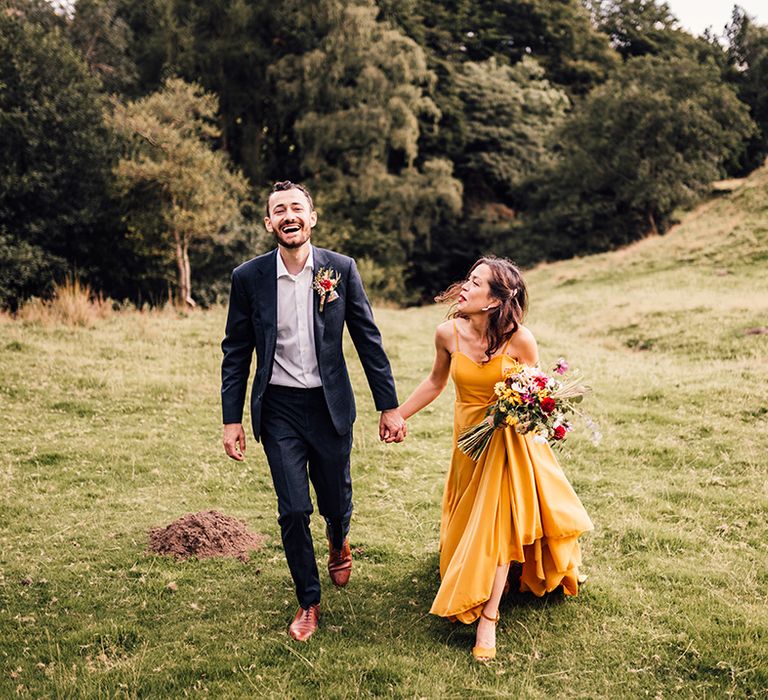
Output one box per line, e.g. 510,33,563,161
494,382,505,396
502,361,524,378
505,415,518,426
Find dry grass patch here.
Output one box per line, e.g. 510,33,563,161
13,278,113,327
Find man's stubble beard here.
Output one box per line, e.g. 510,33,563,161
274,228,311,250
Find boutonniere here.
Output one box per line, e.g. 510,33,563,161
313,267,341,312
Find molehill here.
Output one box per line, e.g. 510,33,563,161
148,510,266,562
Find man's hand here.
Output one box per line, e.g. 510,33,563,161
379,408,406,443
223,423,247,461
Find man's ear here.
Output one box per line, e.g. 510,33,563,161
309,210,318,228
264,217,273,232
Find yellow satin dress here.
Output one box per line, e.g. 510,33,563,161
430,325,594,624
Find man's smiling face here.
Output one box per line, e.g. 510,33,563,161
264,188,317,249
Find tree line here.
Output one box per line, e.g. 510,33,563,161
1,0,767,309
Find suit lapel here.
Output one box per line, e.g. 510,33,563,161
312,245,327,357
257,249,278,358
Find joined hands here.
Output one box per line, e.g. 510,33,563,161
379,408,407,443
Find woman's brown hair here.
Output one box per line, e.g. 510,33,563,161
435,257,528,363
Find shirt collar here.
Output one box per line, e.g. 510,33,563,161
276,246,314,279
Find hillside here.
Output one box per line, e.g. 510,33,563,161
523,163,768,360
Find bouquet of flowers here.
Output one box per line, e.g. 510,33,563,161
457,358,600,461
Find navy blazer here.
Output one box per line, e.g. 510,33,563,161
221,246,399,440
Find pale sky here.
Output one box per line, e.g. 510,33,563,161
665,0,766,37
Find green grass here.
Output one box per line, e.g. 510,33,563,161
1,168,767,697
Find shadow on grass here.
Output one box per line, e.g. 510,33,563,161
374,555,574,654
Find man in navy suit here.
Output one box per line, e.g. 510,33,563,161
221,181,406,641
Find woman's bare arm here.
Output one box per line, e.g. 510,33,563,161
399,322,453,420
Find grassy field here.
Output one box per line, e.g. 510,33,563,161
1,168,767,698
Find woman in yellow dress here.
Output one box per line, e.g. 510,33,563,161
398,257,593,662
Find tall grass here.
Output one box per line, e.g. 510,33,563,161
13,278,114,327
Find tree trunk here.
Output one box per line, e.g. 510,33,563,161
173,231,195,308
647,209,659,237
182,239,195,308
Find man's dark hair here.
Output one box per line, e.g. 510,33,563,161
266,181,314,217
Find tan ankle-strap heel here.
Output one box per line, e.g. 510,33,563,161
472,609,500,661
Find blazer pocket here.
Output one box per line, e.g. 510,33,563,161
323,300,344,327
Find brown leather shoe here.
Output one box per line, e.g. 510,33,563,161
327,538,352,587
288,604,320,642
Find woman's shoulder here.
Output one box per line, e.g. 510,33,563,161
512,324,536,344
434,319,457,350
508,324,538,361
435,319,454,340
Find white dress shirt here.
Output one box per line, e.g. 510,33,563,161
270,248,322,388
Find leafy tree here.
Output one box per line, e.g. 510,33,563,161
111,0,173,95
0,8,118,305
108,0,465,299
406,0,618,95
374,2,616,293
494,0,618,93
114,0,314,183
592,0,726,65
593,0,681,57
454,56,569,201
725,7,768,173
0,229,61,312
108,78,253,307
2,0,66,31
154,0,283,183
68,0,138,93
512,55,755,263
270,0,462,301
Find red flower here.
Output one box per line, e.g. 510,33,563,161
534,375,548,389
319,279,333,291
540,396,556,414
553,425,567,440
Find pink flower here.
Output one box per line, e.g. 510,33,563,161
554,358,569,375
534,375,548,389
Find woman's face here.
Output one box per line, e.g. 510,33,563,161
457,263,497,315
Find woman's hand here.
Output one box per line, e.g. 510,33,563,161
379,408,407,443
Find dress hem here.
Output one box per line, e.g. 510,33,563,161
429,552,584,624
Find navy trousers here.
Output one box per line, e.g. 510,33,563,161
260,384,353,608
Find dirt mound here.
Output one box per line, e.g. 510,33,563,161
148,510,266,562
